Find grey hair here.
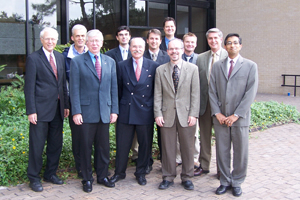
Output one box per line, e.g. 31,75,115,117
40,27,58,39
71,24,87,36
206,28,223,38
86,29,103,41
168,38,184,49
130,37,146,47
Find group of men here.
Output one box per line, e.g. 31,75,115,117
24,16,258,197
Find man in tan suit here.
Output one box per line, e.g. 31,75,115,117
195,28,228,177
154,38,200,190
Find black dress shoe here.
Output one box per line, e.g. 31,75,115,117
145,165,153,174
83,181,92,193
110,174,125,183
43,175,64,185
29,181,43,192
194,167,209,176
232,187,242,197
136,175,147,186
97,177,115,188
158,180,174,190
216,185,232,195
181,180,194,190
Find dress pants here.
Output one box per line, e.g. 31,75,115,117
27,101,63,182
115,122,153,177
161,114,195,182
198,101,213,170
215,125,249,187
79,120,110,183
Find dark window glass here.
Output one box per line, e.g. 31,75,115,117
176,5,189,40
129,0,146,26
191,7,207,53
149,2,168,27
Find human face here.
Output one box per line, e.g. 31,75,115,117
167,40,183,64
86,35,103,55
116,30,131,46
130,38,145,60
147,33,161,52
163,21,176,38
71,28,86,49
207,32,222,52
225,36,242,59
40,31,57,52
183,36,197,54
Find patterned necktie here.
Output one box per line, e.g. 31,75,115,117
135,59,141,81
123,49,128,60
94,55,102,81
172,65,179,93
228,60,234,79
49,54,57,80
152,53,157,61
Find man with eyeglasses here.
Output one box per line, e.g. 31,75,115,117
24,27,69,192
69,29,118,192
154,38,200,190
209,33,258,197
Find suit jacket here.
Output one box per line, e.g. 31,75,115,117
197,48,228,116
143,50,170,65
69,52,119,124
105,47,132,63
154,61,200,127
182,53,199,65
209,56,258,126
159,37,168,51
117,57,159,125
24,47,69,121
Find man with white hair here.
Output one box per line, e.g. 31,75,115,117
110,37,159,186
25,27,69,192
69,29,118,192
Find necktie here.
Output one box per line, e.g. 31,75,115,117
172,65,179,93
49,54,57,80
135,59,141,81
228,60,234,79
94,55,102,81
152,54,157,61
123,49,128,60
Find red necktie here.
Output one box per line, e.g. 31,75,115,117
135,59,141,81
94,55,102,81
49,54,57,80
228,60,234,79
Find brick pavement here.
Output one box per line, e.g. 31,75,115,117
1,123,300,200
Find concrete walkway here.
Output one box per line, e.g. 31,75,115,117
1,93,299,199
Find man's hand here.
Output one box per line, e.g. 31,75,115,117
215,113,227,125
225,114,239,127
64,109,69,118
73,114,83,125
110,113,118,123
188,116,197,126
28,113,37,125
155,117,165,127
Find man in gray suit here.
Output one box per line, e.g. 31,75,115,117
194,28,228,177
209,33,258,197
154,39,200,190
70,29,118,192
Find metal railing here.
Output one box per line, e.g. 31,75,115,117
281,74,300,96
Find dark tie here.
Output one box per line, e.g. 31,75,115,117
135,59,141,81
94,55,102,81
172,65,179,93
228,60,234,79
49,54,57,80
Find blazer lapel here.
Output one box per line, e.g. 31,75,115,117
84,52,99,79
100,54,109,82
163,63,175,93
177,61,187,91
115,48,123,62
38,48,57,79
137,59,150,85
229,56,243,79
220,59,229,80
125,58,138,86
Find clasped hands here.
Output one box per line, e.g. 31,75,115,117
215,113,239,127
155,116,197,127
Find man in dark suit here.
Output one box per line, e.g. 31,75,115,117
154,39,200,190
62,24,88,178
209,33,258,197
110,37,159,186
144,29,170,163
159,17,176,51
194,28,228,177
105,25,132,63
24,27,69,192
69,29,119,192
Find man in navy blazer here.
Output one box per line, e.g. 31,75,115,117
24,27,69,192
69,29,118,192
110,37,159,186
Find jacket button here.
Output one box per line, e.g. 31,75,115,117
142,95,144,97
141,105,143,107
131,93,133,95
127,83,129,85
129,103,131,105
147,85,149,87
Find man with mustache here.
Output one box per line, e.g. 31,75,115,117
154,38,200,190
110,37,159,186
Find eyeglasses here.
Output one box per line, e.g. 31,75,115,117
168,47,182,51
226,41,239,46
88,39,102,44
43,38,57,42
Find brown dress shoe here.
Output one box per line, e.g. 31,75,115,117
194,167,209,176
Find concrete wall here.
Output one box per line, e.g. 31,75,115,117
216,0,300,95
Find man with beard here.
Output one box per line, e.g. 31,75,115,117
154,38,200,190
